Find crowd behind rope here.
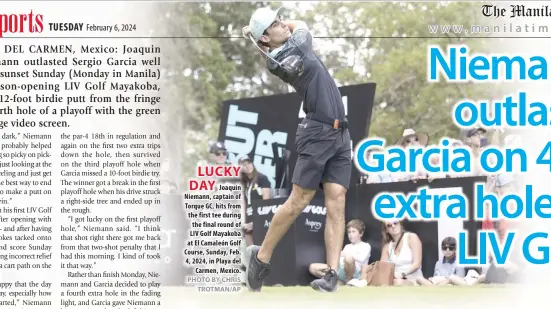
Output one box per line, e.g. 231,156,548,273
204,126,523,287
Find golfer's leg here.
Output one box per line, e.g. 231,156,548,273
244,164,319,292
322,182,347,270
256,132,330,264
257,184,315,263
309,129,350,292
321,130,351,270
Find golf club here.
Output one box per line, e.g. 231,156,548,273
248,35,302,75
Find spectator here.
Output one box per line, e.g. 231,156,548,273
198,141,241,185
380,221,424,285
501,132,523,189
239,155,271,246
469,220,523,285
309,219,371,284
198,141,240,196
394,128,430,181
439,139,465,179
425,138,467,181
198,140,231,166
364,149,393,183
462,127,487,176
426,145,446,181
491,173,516,195
209,141,231,165
425,237,466,286
463,127,487,149
483,171,517,234
239,155,271,204
450,139,463,147
493,173,517,239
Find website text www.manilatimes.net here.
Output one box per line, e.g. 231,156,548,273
428,23,549,35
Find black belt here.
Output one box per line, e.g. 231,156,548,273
306,113,348,129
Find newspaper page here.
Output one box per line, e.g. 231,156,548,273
1,1,174,308
2,1,551,309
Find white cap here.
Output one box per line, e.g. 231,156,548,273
249,6,285,41
495,173,515,188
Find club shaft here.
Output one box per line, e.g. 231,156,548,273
249,36,281,65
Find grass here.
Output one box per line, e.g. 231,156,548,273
176,285,522,309
262,284,504,292
247,284,505,297
178,284,508,299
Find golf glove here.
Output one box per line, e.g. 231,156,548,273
242,26,252,39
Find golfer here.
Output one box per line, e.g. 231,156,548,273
242,6,351,293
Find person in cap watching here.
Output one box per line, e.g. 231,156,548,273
489,173,517,235
209,141,230,165
199,140,243,188
394,128,429,182
461,127,489,176
464,127,488,148
197,140,231,167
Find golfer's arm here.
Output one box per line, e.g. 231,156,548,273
283,20,308,33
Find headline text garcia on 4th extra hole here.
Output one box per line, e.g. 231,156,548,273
368,182,551,222
354,137,526,176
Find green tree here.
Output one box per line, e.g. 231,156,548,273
155,2,498,182
298,2,493,144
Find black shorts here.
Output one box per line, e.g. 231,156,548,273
292,118,352,190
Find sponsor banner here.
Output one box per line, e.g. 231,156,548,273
255,202,326,216
251,196,327,286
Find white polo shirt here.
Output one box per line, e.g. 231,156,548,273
340,241,371,269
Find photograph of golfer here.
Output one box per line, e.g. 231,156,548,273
242,6,351,293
